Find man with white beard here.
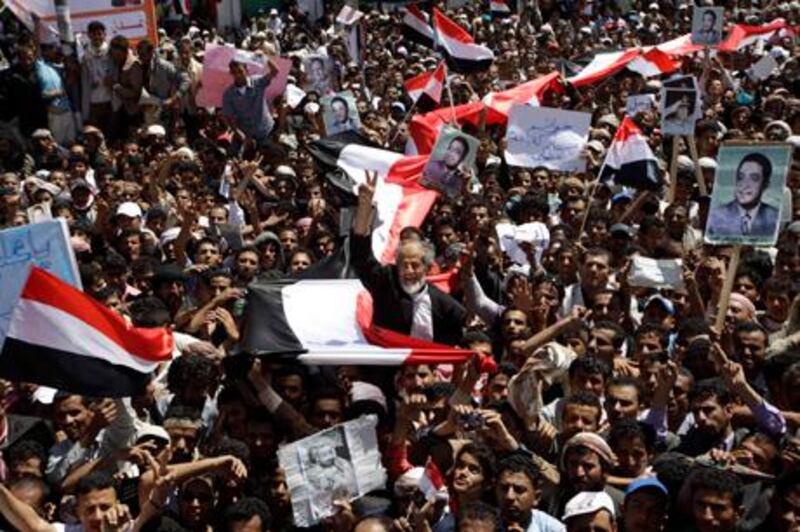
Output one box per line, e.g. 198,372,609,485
351,171,466,346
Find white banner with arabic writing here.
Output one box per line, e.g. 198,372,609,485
505,105,592,172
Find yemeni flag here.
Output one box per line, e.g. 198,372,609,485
0,267,173,397
307,132,438,264
403,5,435,49
599,117,661,190
404,62,446,105
433,8,494,73
490,0,512,17
240,279,482,366
568,48,678,87
719,19,790,52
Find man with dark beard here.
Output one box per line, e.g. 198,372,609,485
351,171,466,345
495,454,565,532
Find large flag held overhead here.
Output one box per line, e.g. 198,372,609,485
240,279,482,367
599,117,661,190
403,5,435,48
432,8,494,73
568,48,679,87
719,18,790,52
307,132,438,264
404,62,446,105
0,267,173,397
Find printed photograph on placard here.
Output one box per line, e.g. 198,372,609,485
321,91,361,135
691,6,724,46
705,143,791,246
303,54,336,96
421,125,479,199
661,87,698,136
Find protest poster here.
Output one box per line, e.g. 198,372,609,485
496,222,550,266
747,54,779,81
625,94,656,116
195,46,291,108
6,0,157,43
705,144,791,246
321,91,362,136
0,219,81,348
421,126,480,200
627,257,684,290
277,416,386,527
303,55,337,96
691,6,724,46
505,105,592,172
661,86,698,136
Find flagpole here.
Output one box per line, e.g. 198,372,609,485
388,98,420,145
444,64,458,125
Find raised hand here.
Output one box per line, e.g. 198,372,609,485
358,170,378,207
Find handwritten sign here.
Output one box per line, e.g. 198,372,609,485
505,105,592,172
0,220,81,347
196,45,291,109
747,54,779,81
496,222,550,266
6,0,157,43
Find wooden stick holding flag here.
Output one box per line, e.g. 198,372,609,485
667,136,680,203
687,135,709,196
713,246,742,332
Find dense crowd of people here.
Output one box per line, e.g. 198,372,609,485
0,0,799,531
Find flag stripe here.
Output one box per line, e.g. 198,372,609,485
282,280,368,349
18,268,172,362
403,6,434,48
240,282,307,355
599,117,661,190
6,300,161,373
0,338,154,397
433,8,494,73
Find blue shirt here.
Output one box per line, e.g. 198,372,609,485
222,75,274,143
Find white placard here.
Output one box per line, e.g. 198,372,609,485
627,257,684,290
278,416,386,527
505,105,592,172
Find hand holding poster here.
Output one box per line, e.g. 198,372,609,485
277,416,386,527
421,126,480,200
691,6,724,46
505,105,592,172
195,46,291,108
321,91,361,136
660,76,700,136
303,55,337,96
625,94,656,116
705,144,791,246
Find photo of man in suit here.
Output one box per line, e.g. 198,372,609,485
706,152,780,239
421,135,472,199
324,95,359,135
692,8,723,46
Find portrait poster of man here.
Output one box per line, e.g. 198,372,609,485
705,144,791,246
321,91,361,135
691,6,724,46
661,86,698,136
420,126,479,200
277,415,386,527
303,54,336,96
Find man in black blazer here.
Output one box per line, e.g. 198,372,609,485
350,171,466,346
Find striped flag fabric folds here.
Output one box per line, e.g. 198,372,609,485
307,132,438,264
403,5,435,49
240,279,479,366
599,117,661,190
432,8,494,73
490,0,512,17
0,267,173,397
404,62,446,105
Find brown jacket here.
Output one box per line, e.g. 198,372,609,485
112,51,143,116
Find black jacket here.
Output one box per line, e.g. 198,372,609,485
350,233,466,346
